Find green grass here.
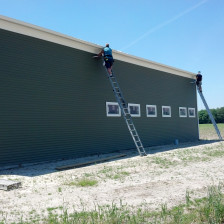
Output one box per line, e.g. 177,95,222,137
96,166,130,180
6,184,224,224
150,156,178,168
65,178,98,187
199,123,224,140
112,171,130,180
75,178,98,187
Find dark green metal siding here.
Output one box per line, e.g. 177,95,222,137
114,61,198,146
0,29,198,166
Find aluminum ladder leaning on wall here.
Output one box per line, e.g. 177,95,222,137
106,70,147,156
196,85,223,140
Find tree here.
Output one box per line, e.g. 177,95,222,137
216,107,224,123
198,107,224,124
198,109,209,124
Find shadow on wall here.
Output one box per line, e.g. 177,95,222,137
0,140,221,177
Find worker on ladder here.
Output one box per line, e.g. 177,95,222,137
98,43,114,77
196,71,202,92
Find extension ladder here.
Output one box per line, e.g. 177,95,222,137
106,71,147,156
196,86,223,140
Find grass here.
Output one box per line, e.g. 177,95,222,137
76,178,98,187
150,156,178,168
112,171,130,180
4,184,224,224
66,178,98,187
96,165,130,180
199,123,224,140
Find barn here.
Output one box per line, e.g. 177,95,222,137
0,15,198,167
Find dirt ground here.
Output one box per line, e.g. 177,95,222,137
0,128,224,223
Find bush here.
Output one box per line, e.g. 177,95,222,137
198,107,224,124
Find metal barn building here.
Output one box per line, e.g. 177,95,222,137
0,15,198,167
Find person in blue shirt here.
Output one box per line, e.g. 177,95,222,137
98,43,114,76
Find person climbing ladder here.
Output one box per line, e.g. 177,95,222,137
196,71,202,92
97,43,114,76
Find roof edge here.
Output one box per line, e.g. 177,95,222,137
0,15,195,79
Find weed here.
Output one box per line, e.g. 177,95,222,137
185,189,192,206
199,185,224,223
5,185,224,223
112,171,130,180
84,173,92,177
150,156,177,168
77,178,98,187
47,207,60,212
204,149,224,158
98,166,113,174
160,203,168,222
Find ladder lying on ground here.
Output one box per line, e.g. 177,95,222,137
196,86,223,140
106,71,147,156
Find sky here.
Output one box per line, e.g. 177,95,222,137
0,0,223,111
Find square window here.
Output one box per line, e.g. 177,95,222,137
162,106,171,117
128,103,141,117
188,108,196,118
179,107,187,117
106,102,121,117
146,105,157,117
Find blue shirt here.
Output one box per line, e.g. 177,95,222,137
103,47,112,57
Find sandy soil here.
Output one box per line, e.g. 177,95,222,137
0,138,224,223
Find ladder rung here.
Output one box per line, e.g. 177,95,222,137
128,124,134,127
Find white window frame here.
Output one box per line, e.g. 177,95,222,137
162,106,171,117
106,102,121,117
128,103,141,117
179,107,187,118
188,107,196,118
146,105,157,117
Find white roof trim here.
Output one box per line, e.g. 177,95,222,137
0,15,195,79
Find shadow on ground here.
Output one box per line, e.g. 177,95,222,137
0,139,222,177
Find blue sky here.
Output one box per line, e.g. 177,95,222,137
1,0,223,110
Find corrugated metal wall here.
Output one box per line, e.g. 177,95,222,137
0,29,198,166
